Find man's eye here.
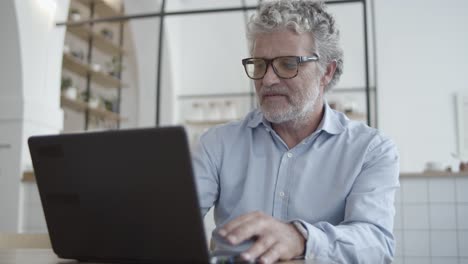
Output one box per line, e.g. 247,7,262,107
281,61,297,69
254,62,266,69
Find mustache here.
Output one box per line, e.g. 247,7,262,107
258,86,289,97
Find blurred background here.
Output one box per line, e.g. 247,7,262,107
0,0,467,263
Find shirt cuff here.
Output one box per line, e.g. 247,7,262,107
290,219,329,260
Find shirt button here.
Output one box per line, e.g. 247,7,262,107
287,152,293,158
279,191,285,197
265,128,270,132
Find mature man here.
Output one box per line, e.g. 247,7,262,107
192,0,399,263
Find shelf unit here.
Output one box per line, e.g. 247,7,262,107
62,53,122,88
61,0,125,130
61,96,124,121
67,26,125,55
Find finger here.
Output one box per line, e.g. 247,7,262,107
259,243,285,264
225,216,265,245
241,235,276,261
227,211,278,245
218,211,263,237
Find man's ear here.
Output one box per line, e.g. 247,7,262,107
320,60,337,89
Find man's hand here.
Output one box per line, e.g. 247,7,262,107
218,211,305,264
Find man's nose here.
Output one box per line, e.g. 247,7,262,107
262,64,280,86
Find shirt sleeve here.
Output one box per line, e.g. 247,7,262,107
299,135,400,263
192,130,221,217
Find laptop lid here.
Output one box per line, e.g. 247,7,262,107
28,126,210,263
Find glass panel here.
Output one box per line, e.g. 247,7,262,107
166,11,255,143
121,18,160,128
327,2,367,90
123,0,160,17
166,12,251,96
325,90,369,125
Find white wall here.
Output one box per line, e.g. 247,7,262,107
374,0,468,172
124,1,159,127
124,0,177,127
0,0,23,232
0,0,68,232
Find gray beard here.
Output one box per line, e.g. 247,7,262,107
260,84,320,125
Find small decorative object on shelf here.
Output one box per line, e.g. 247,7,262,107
63,44,71,54
222,100,238,120
91,63,102,72
88,97,100,109
105,56,124,77
61,76,72,91
425,161,444,172
190,102,204,121
460,161,468,172
79,90,90,102
69,8,81,21
71,49,84,62
102,97,118,112
207,101,221,121
61,77,78,100
100,28,114,40
343,101,358,115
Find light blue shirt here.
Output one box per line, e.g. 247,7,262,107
192,103,400,263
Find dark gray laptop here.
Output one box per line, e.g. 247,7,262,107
28,126,212,263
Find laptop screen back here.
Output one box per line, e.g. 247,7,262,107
28,126,210,263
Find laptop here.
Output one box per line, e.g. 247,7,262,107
28,126,232,263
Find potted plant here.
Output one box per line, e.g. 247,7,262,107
88,96,100,109
105,56,125,78
101,97,118,112
61,77,77,100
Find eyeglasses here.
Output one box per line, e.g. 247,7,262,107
241,54,320,80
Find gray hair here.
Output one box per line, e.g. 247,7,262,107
247,0,343,91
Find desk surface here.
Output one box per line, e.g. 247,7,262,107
0,249,329,264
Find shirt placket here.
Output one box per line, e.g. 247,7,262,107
272,150,293,220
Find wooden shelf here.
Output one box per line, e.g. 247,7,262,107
68,26,124,55
60,95,88,112
77,0,122,18
61,96,125,122
22,171,35,183
88,105,125,122
62,53,122,88
62,53,88,76
91,68,122,88
400,171,468,178
345,112,366,121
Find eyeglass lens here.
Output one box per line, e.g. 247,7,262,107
244,57,299,79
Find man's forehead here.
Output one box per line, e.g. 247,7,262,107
252,30,315,56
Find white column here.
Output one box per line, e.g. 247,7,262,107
0,0,69,232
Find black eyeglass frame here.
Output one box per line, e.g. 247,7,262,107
241,54,320,80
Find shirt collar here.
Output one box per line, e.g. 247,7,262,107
247,102,345,135
319,102,346,135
